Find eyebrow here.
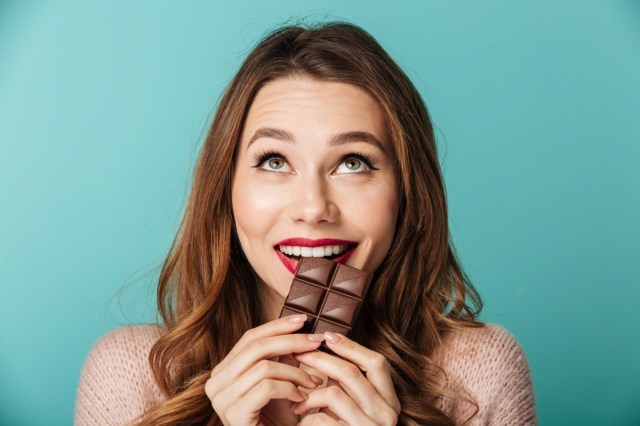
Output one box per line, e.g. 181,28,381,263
247,127,294,147
247,127,387,152
329,131,386,152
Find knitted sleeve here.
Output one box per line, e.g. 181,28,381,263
436,323,537,425
74,325,164,426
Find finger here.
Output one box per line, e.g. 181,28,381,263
225,379,307,424
317,395,341,422
221,333,325,381
294,350,389,417
318,407,340,421
298,412,342,426
292,385,374,426
207,333,324,397
209,359,323,405
213,314,309,374
322,332,400,413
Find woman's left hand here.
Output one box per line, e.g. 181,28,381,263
291,332,401,425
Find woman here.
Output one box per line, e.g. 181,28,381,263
76,22,536,425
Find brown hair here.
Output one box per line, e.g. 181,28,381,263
138,22,483,425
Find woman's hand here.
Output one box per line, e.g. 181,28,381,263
204,314,325,426
292,332,401,426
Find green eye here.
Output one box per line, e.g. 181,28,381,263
252,151,292,173
268,158,285,170
345,158,362,171
335,154,377,174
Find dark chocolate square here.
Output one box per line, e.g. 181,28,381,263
279,257,372,339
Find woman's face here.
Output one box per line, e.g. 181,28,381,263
232,77,400,300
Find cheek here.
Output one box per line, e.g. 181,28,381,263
232,177,283,247
345,180,399,260
363,180,399,231
369,194,399,246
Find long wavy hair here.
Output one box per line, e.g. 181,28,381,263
137,22,483,425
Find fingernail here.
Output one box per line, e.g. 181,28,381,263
324,331,341,343
306,333,325,342
299,390,308,400
287,314,307,324
289,402,298,411
310,375,324,385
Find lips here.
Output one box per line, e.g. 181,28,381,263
274,238,357,274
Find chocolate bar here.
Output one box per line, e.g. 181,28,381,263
279,257,372,337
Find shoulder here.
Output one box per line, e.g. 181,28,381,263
75,325,165,426
87,325,163,360
435,323,537,425
438,323,528,368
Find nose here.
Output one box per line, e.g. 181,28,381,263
287,174,339,225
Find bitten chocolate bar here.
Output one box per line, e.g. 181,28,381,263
279,257,372,336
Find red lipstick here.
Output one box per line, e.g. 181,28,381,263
274,238,357,274
275,238,355,247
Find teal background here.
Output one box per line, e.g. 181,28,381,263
1,1,638,424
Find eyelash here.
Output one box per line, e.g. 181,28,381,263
251,150,379,171
341,152,379,171
251,150,289,168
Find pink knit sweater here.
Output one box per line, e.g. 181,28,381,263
75,323,536,425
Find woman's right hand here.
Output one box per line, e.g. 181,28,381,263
204,314,325,426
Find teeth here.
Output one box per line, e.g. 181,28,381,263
278,244,349,258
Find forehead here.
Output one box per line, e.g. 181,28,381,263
242,77,390,146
